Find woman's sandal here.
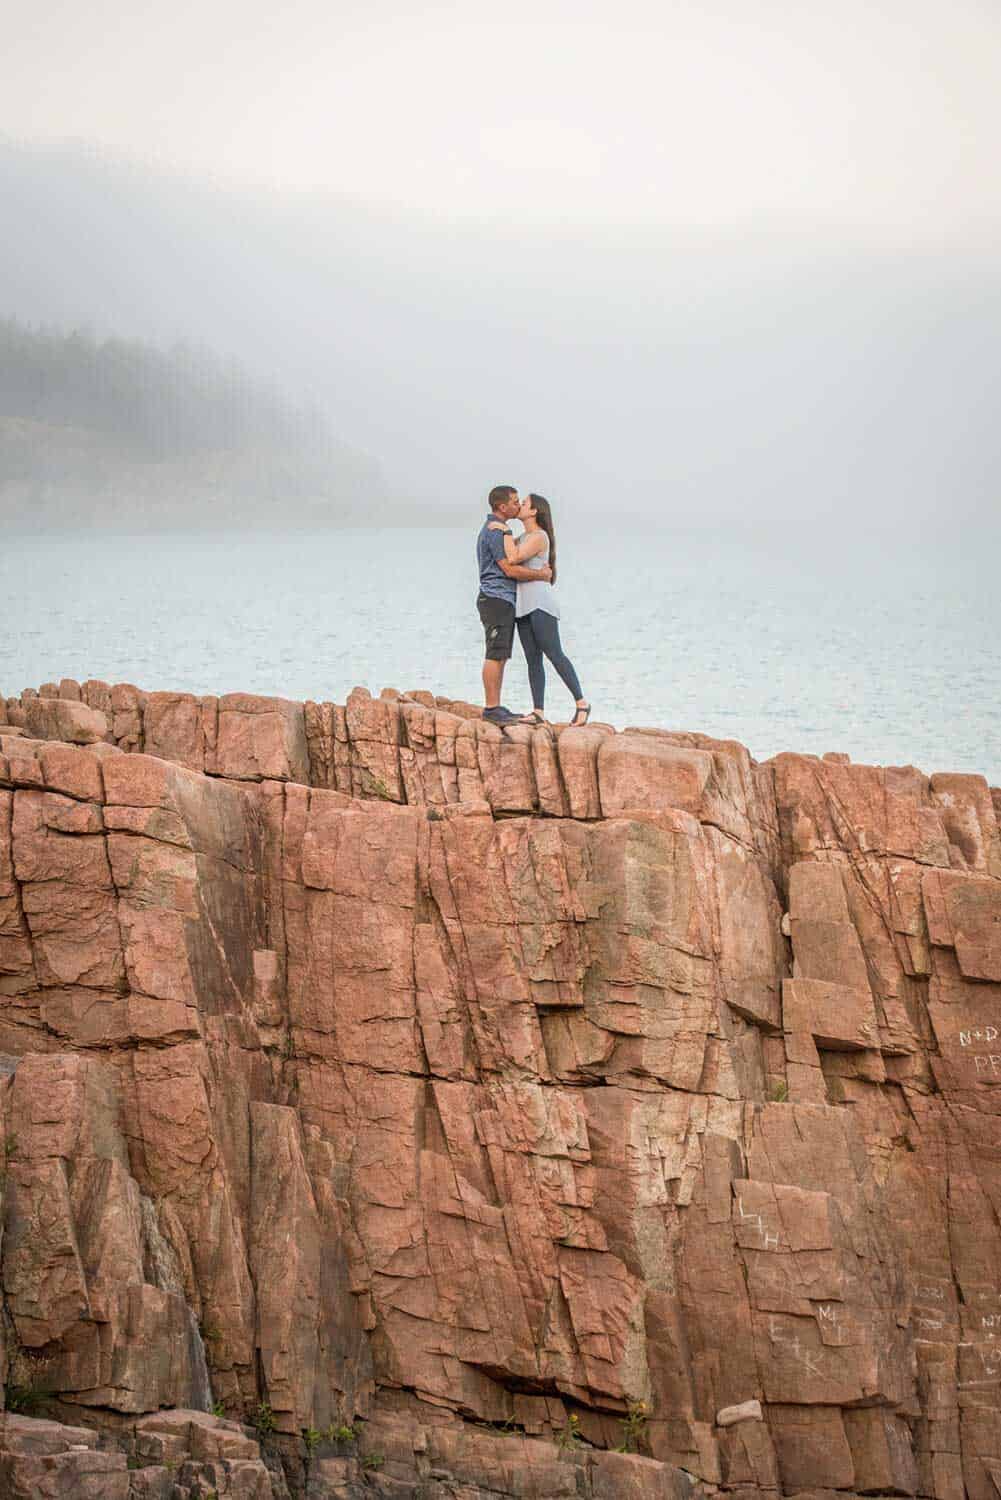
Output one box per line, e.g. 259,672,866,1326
520,710,547,726
571,704,592,727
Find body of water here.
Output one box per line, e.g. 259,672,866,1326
2,525,998,783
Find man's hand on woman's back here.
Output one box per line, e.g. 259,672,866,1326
487,518,552,580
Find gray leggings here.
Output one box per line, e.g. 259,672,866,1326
516,609,584,710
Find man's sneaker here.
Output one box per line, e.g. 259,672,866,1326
482,705,518,724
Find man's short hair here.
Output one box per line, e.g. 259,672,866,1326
488,485,518,511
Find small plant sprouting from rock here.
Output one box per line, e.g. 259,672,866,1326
362,770,393,802
555,1412,582,1451
769,1079,790,1103
5,1382,44,1414
210,1399,226,1418
361,1452,385,1471
4,1347,54,1416
616,1400,648,1453
302,1426,322,1455
327,1422,357,1443
485,1415,517,1437
253,1401,277,1436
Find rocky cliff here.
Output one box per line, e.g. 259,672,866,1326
0,677,999,1500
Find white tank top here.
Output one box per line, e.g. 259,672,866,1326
516,534,560,619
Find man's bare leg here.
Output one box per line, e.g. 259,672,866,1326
483,658,505,709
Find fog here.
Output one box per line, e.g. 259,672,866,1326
2,0,1000,529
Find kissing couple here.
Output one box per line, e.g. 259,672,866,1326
476,484,591,728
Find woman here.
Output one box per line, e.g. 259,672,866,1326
490,493,591,726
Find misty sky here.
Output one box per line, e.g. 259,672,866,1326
2,1,1000,522
7,0,1000,245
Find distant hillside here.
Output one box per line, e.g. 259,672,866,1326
0,320,388,527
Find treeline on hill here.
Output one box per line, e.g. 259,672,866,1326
0,320,386,526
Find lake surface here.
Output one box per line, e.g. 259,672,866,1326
2,525,999,783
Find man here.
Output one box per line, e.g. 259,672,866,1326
476,484,552,724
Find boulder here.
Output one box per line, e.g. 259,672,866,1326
21,698,108,745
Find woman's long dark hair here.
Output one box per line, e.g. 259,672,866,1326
528,493,557,584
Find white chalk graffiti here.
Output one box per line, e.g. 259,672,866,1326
960,1027,998,1047
769,1316,822,1377
973,1055,1001,1075
736,1196,780,1251
910,1277,952,1337
955,1342,1001,1387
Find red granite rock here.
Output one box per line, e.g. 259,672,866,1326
0,1413,129,1499
1,677,1000,1499
142,691,210,772
212,692,310,783
21,697,109,746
